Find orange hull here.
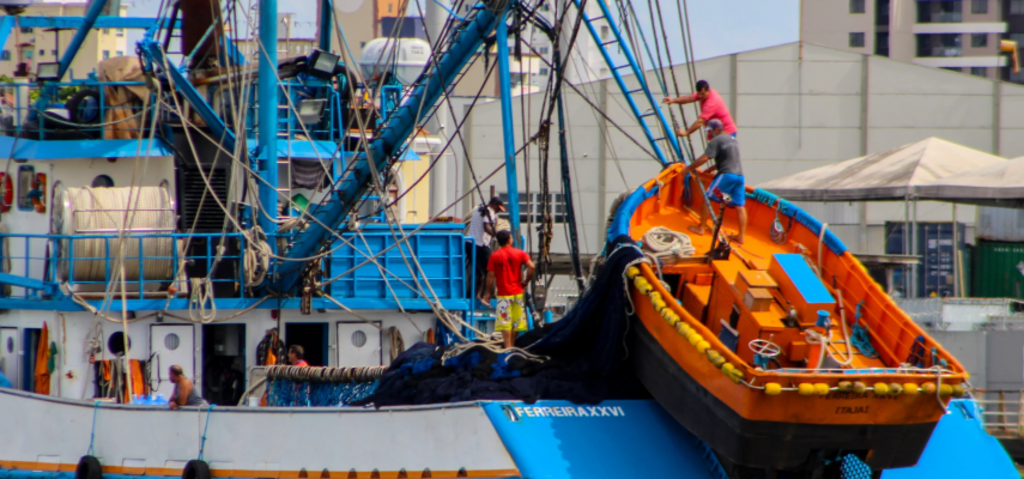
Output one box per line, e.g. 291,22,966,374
617,164,967,471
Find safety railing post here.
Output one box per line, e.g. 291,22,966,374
1000,391,1007,432
1017,389,1024,437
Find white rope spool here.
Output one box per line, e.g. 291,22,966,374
642,226,696,262
54,186,176,282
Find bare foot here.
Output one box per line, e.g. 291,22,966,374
727,234,744,244
687,225,706,236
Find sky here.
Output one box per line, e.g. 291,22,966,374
124,0,799,63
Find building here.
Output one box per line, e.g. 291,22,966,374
0,1,129,80
452,42,1024,277
800,0,1022,81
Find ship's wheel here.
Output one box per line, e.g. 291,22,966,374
748,339,782,370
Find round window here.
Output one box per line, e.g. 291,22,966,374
91,175,114,188
164,333,180,351
107,331,131,355
351,330,367,348
6,337,12,353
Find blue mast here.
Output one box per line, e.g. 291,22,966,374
495,13,520,243
258,0,280,242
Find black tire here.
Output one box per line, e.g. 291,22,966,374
65,89,102,125
75,455,102,479
182,460,211,479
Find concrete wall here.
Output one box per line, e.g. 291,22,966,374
452,42,1024,263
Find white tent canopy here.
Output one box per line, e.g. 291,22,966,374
915,156,1024,208
757,138,1007,202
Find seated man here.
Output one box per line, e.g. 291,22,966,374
168,365,204,409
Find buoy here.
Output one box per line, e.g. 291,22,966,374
852,382,867,394
798,383,814,396
873,383,889,396
650,292,663,304
952,384,966,397
696,340,710,354
666,314,680,327
676,323,690,335
635,278,652,295
626,266,640,279
707,351,726,368
921,382,937,395
903,383,919,395
729,369,744,384
888,383,903,396
688,333,703,347
837,381,852,392
814,383,830,396
721,363,735,377
182,460,211,479
939,384,954,397
765,383,782,395
76,456,102,479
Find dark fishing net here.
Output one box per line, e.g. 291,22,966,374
361,235,649,406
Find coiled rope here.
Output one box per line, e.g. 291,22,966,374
56,186,175,282
641,226,696,262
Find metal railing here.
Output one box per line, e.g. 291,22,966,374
0,81,154,140
973,389,1024,436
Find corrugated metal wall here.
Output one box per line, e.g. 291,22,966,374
973,240,1024,299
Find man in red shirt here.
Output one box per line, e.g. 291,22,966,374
663,80,738,139
288,345,310,367
481,230,536,348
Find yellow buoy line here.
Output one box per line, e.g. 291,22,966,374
625,265,966,399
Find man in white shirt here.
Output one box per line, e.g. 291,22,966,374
466,196,505,298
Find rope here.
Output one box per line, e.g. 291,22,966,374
87,400,100,456
244,227,272,287
198,404,214,461
641,226,696,262
56,186,175,282
188,278,217,323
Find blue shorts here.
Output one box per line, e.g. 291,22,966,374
707,173,745,207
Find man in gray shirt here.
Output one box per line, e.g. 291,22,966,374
680,119,747,244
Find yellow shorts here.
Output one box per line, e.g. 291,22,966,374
495,294,527,332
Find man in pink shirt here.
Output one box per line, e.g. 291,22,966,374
663,80,737,139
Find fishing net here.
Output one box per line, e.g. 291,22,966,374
265,365,386,407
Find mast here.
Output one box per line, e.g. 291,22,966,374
496,12,520,243
257,0,279,241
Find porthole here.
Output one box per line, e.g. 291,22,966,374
351,330,367,348
108,331,131,355
91,175,114,188
164,333,180,351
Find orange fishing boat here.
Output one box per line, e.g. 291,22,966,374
611,164,968,474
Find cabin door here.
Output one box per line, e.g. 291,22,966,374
150,324,195,400
0,327,17,388
336,321,382,367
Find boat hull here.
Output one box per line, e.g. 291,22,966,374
630,321,936,471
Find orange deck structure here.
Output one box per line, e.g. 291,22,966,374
614,164,968,474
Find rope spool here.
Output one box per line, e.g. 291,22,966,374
54,186,176,282
641,227,696,263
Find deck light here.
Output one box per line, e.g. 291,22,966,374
36,62,61,82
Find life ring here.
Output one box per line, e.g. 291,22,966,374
75,455,102,479
182,460,211,479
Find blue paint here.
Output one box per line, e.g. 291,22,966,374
0,18,14,60
483,400,724,479
16,17,178,29
747,188,848,255
773,254,834,305
257,0,280,243
883,399,1017,478
496,13,521,245
606,184,658,244
0,137,175,160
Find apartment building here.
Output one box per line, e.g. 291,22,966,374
801,0,1021,81
0,1,129,80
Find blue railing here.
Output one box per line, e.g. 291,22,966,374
0,226,469,305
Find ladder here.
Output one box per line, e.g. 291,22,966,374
569,0,688,166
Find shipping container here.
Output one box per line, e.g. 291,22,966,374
885,222,966,298
977,207,1024,243
972,240,1024,299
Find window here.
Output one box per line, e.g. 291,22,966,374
971,0,987,13
917,33,962,57
16,165,34,212
875,31,890,56
51,50,57,56
850,0,866,13
24,50,32,60
499,193,569,224
91,175,114,188
539,67,549,75
102,50,110,60
116,28,124,37
116,50,123,57
971,66,987,76
849,32,866,48
1012,0,1024,14
20,27,33,34
0,50,9,61
388,4,392,12
539,46,549,54
971,33,987,47
917,1,962,22
941,66,962,72
102,28,110,34
38,49,44,56
876,0,891,25
600,25,609,40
